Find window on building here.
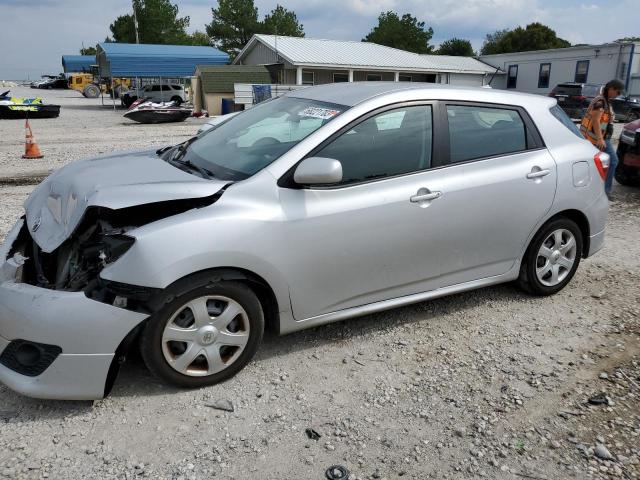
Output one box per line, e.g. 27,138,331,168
302,71,315,86
399,74,412,82
538,63,551,89
574,60,589,83
446,104,527,163
333,72,349,83
507,65,518,89
316,105,433,185
366,73,383,81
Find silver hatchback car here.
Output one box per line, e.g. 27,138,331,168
0,83,609,400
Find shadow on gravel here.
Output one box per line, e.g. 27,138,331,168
106,282,524,399
0,267,526,413
61,104,125,111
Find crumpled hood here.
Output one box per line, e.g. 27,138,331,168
25,149,229,252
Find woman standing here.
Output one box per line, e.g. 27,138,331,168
579,79,624,199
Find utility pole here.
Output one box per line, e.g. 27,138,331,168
133,0,140,44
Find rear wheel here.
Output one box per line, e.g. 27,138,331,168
140,281,264,388
170,96,183,105
517,218,582,296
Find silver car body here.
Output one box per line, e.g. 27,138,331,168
0,83,608,399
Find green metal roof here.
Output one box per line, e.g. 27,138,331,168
196,65,272,93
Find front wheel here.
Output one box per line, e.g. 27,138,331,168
516,218,583,296
140,281,264,388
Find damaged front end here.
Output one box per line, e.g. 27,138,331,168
0,150,231,399
18,194,224,306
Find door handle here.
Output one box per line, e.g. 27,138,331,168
526,169,551,179
410,191,442,203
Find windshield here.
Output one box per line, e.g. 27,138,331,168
170,96,346,181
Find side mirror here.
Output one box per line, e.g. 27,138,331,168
293,157,343,185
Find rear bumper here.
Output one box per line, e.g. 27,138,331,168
0,220,148,400
587,229,605,258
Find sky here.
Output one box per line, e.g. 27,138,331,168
0,0,637,80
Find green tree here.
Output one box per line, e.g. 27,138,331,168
108,0,191,45
189,31,212,46
480,22,570,55
363,11,434,54
616,36,640,43
438,38,474,56
79,46,97,56
206,0,261,57
263,4,304,37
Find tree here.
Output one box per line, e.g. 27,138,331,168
79,46,97,56
480,22,570,55
263,5,304,37
438,38,474,56
363,12,434,54
189,31,212,46
206,0,261,58
108,0,191,45
616,36,640,43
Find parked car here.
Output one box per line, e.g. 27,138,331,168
0,84,609,400
610,95,640,123
121,84,186,107
548,83,601,120
550,83,639,122
31,75,68,90
615,118,640,187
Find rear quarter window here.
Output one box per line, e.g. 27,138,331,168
550,105,583,138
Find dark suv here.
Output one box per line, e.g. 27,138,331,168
611,95,640,123
550,82,640,122
548,83,601,120
615,118,640,187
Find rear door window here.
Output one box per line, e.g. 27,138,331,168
446,104,528,163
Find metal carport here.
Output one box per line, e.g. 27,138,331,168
61,55,95,73
96,43,229,78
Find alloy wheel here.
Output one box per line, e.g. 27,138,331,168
535,229,577,287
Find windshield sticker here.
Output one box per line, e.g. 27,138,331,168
298,107,341,120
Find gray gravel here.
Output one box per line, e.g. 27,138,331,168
0,87,639,480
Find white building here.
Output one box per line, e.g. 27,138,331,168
480,42,640,97
234,34,499,87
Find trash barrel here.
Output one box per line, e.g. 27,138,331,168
221,98,235,115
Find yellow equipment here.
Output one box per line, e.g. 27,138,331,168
68,73,131,99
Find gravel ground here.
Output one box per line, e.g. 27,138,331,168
0,87,638,480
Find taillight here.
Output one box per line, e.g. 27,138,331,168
593,152,610,181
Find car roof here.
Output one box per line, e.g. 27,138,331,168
287,82,555,109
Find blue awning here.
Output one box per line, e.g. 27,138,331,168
96,43,229,78
62,55,95,73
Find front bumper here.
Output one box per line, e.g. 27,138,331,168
0,220,148,400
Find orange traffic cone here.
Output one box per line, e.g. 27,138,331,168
22,119,44,159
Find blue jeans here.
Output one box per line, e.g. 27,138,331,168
604,139,619,195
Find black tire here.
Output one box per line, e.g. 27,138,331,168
82,84,100,98
170,96,183,105
629,111,640,122
516,218,583,296
615,163,640,187
140,281,264,389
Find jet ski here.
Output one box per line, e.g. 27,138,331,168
0,90,61,119
123,98,192,124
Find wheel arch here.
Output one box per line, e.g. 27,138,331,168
526,209,590,260
159,267,281,335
